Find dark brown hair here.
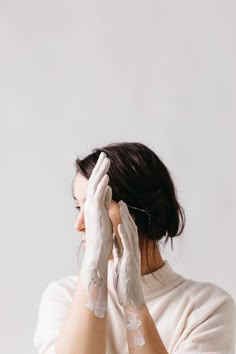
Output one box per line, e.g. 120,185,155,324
73,142,185,272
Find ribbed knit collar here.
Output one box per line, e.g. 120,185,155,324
140,259,185,298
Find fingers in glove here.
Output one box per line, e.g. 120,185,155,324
87,155,110,198
118,203,137,254
89,151,106,179
119,201,140,257
104,185,112,209
119,201,137,231
93,173,110,203
125,204,138,231
118,223,132,255
92,158,110,192
118,202,134,236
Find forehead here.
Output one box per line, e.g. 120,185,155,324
73,173,89,201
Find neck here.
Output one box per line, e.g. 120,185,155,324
140,239,165,275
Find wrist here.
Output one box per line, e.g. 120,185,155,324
79,268,108,319
118,285,145,310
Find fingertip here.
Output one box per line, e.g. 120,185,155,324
98,152,106,163
104,156,110,164
118,200,124,207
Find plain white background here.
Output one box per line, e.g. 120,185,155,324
0,1,235,353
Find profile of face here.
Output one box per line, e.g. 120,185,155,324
73,172,122,259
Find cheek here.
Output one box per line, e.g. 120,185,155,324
109,205,121,231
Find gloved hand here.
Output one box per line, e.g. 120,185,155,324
79,152,113,317
112,200,145,310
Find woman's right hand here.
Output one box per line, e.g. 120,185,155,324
80,152,113,290
112,201,145,310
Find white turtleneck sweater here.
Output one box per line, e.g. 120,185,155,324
33,259,236,354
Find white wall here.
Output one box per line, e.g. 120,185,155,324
0,1,235,353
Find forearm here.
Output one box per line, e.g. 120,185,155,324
54,276,107,354
124,304,169,354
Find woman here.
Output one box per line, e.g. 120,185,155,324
33,142,235,354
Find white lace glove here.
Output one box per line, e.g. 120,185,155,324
79,152,113,317
112,200,145,310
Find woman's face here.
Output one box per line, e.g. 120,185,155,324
73,173,122,257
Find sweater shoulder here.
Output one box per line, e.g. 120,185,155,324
41,274,79,305
183,276,234,302
178,275,236,318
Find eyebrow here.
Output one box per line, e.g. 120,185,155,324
73,195,86,204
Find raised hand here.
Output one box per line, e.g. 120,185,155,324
112,200,145,310
80,152,113,317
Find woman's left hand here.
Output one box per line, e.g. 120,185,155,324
112,200,145,310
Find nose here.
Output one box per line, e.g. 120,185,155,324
74,210,85,232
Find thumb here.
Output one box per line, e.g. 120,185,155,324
104,185,112,209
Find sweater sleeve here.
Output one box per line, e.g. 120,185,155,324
173,294,236,354
33,281,70,354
